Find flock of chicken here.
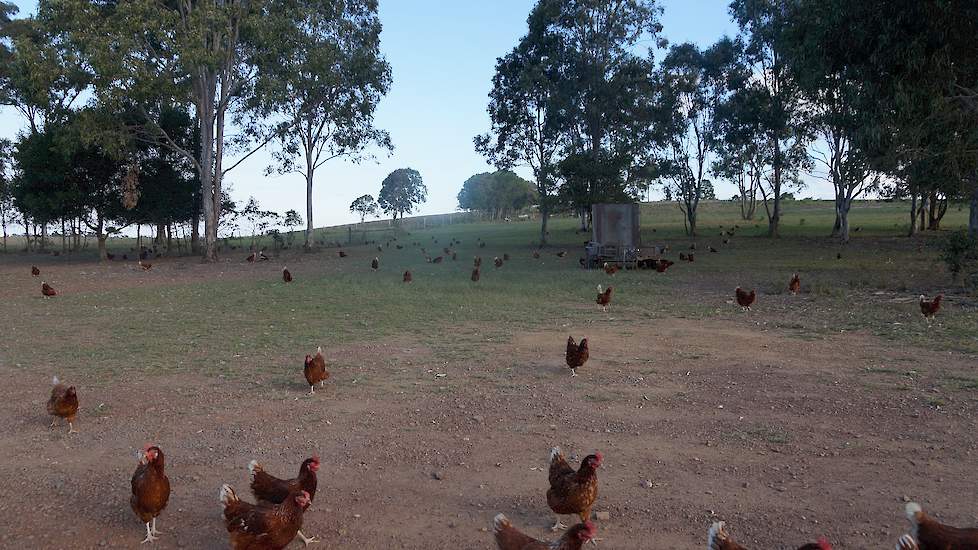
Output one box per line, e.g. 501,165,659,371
30,233,953,549
42,366,978,549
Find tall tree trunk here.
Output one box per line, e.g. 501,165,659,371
970,185,978,237
96,215,107,262
830,192,842,237
40,223,47,251
166,224,172,252
304,171,314,250
155,222,166,249
768,141,782,237
197,77,220,262
137,224,142,256
61,219,66,253
540,207,549,245
190,188,201,255
908,194,919,236
918,194,927,230
838,197,852,243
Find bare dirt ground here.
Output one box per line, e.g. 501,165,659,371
1,251,977,550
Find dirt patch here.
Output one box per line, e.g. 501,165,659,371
1,314,976,549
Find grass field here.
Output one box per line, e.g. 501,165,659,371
0,200,976,549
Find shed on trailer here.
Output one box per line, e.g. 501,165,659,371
585,204,644,268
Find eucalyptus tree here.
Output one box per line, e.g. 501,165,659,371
779,0,884,242
649,39,737,236
0,1,91,135
68,0,327,260
378,168,426,222
475,13,566,244
729,0,812,237
800,0,978,237
537,0,663,228
350,194,378,224
255,0,391,250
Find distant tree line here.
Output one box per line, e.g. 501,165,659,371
457,170,536,220
0,0,391,260
476,0,978,242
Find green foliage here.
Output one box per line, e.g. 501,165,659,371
378,168,426,221
701,180,717,200
0,1,92,133
282,209,303,246
476,0,663,238
240,197,281,246
727,0,813,236
256,0,392,243
474,12,567,241
350,194,378,223
941,231,978,286
457,170,536,219
649,38,738,234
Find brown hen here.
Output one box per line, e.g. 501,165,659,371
547,448,601,533
493,514,596,550
221,484,309,550
47,376,78,433
303,347,329,394
565,337,589,377
131,445,170,544
249,457,320,545
899,501,978,550
708,521,832,550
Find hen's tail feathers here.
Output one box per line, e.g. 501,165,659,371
248,460,262,479
220,484,237,507
316,346,323,355
52,376,59,385
896,534,918,550
707,521,728,550
549,446,562,464
492,513,510,534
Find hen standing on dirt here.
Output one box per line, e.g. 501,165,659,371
547,448,601,536
788,274,801,295
735,287,756,311
31,265,40,276
131,445,170,544
282,267,293,283
249,457,320,545
896,501,978,550
595,286,613,312
493,513,596,550
47,376,78,433
41,281,57,297
565,337,589,377
303,347,329,394
220,484,310,550
708,521,832,550
919,294,942,325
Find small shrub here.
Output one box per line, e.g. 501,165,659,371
940,231,978,287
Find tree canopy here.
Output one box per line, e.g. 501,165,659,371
457,170,536,220
378,168,426,221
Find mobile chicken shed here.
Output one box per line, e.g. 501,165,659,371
585,203,645,268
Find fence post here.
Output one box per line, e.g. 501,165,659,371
348,226,352,245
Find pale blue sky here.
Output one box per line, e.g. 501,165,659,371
0,1,803,229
